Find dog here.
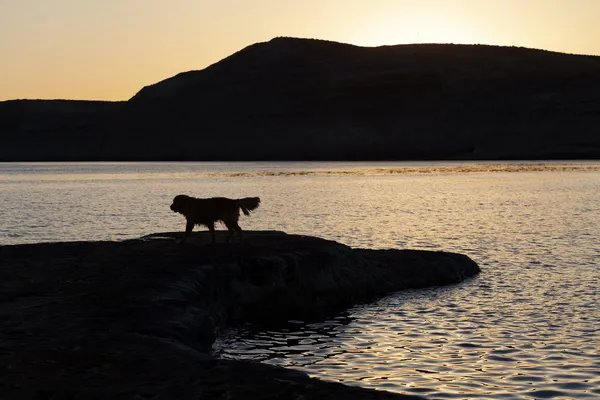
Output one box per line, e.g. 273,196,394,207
170,194,260,244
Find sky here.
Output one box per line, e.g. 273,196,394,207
1,0,599,101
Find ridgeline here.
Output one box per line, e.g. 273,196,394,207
1,37,599,161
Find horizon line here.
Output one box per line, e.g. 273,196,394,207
2,38,599,103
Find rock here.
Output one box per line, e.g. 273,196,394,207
0,231,480,399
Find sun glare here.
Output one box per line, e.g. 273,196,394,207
352,12,480,47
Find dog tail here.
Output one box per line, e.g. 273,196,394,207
238,197,261,216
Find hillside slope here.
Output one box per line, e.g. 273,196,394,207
2,37,599,160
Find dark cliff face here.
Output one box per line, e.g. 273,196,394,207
2,37,600,161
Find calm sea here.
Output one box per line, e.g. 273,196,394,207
1,161,599,399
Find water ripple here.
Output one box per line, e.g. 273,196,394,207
2,161,599,399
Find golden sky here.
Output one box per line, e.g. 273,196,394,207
1,0,599,101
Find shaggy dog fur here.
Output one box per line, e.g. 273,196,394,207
170,194,261,244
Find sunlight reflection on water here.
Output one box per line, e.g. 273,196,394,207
1,161,599,399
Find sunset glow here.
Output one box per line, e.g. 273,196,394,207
352,11,481,47
1,0,599,101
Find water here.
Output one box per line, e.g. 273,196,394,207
1,161,599,399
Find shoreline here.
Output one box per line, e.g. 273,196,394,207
0,231,480,399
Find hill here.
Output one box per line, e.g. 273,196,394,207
1,37,599,160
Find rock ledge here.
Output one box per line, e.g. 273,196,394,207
0,231,480,400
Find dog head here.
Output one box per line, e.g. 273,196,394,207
170,194,190,214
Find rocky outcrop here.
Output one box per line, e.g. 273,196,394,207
0,231,479,399
2,37,600,161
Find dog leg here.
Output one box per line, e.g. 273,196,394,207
179,220,194,244
226,221,243,243
207,222,216,244
224,221,237,243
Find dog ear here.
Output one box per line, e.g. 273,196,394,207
173,195,185,204
175,195,190,213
